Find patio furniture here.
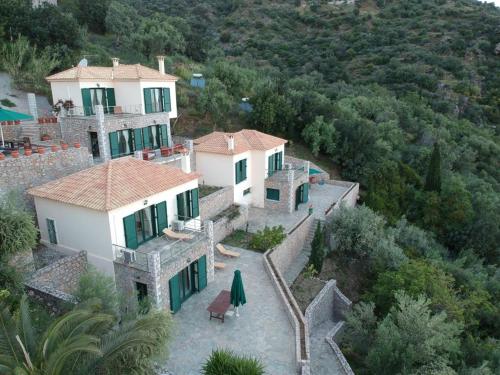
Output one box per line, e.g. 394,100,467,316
214,261,226,270
163,228,194,241
216,243,240,258
207,290,231,323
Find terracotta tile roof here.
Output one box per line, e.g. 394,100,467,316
194,129,287,155
28,157,198,211
46,64,178,82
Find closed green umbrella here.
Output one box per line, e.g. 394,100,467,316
0,107,33,146
230,269,246,317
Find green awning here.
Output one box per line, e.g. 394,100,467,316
0,107,33,121
230,269,246,308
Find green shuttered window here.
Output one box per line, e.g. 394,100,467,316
235,159,247,184
266,188,280,201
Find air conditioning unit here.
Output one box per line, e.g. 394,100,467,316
172,220,185,231
122,249,136,264
284,163,292,170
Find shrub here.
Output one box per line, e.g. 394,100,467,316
249,225,286,252
202,349,265,375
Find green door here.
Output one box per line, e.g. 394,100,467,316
169,274,181,313
46,219,57,244
197,255,207,291
123,214,138,249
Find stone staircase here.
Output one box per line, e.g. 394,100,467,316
20,123,40,142
284,218,322,286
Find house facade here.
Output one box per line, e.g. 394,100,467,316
46,57,178,162
194,130,310,213
29,157,214,313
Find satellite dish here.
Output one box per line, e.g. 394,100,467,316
77,58,88,67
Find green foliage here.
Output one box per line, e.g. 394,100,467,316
73,267,119,316
0,193,38,258
249,225,286,252
309,221,325,273
202,349,265,375
302,115,336,157
425,143,442,193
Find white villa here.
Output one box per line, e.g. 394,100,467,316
194,130,310,212
29,157,213,312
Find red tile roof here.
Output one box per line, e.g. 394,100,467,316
28,157,198,211
194,129,287,155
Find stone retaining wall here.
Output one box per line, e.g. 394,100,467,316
0,147,93,206
199,185,234,221
213,205,248,244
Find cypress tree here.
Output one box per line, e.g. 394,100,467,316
425,143,442,193
309,221,325,273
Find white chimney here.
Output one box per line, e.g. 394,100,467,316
112,57,120,67
157,56,165,75
227,135,235,151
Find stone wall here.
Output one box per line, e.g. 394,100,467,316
25,251,87,314
269,214,315,275
0,146,94,206
199,185,234,221
212,205,248,244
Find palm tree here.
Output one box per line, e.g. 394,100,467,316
0,295,172,375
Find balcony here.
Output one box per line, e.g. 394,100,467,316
112,217,206,272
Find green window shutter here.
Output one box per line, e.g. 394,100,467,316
123,214,138,249
143,88,153,113
177,192,186,220
197,255,207,291
303,183,309,203
133,128,143,150
266,188,280,201
159,124,169,146
162,88,171,112
109,132,119,159
169,274,181,313
105,88,116,113
81,88,92,116
268,155,274,176
191,188,199,218
143,127,152,149
156,201,168,233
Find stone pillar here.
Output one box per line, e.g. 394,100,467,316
27,93,38,121
204,220,215,283
95,105,109,161
147,250,163,309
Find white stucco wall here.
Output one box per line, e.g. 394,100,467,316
109,178,200,249
34,196,115,275
140,81,178,118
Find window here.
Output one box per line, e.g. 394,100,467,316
135,282,148,302
176,188,200,221
235,159,247,184
46,219,57,244
243,187,251,196
144,88,171,114
268,151,283,176
266,188,280,201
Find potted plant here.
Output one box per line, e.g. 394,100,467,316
51,145,59,152
74,142,81,148
0,152,5,160
37,146,46,154
24,148,32,156
11,150,19,158
61,143,69,150
41,134,51,141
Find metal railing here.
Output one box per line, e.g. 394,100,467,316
112,244,149,271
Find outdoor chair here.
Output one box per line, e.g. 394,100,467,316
216,243,240,258
163,228,194,241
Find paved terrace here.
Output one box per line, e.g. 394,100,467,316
165,246,296,375
247,182,349,233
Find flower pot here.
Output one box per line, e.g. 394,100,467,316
37,147,46,154
0,153,5,160
51,145,59,152
61,143,69,150
11,150,19,158
24,148,32,156
74,142,81,148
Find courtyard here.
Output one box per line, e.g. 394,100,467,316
165,246,297,375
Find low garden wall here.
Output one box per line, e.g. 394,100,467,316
212,204,248,244
199,185,234,221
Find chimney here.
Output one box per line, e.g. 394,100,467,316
112,57,120,67
157,56,165,75
227,135,235,151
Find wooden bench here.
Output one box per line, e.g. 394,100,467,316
216,243,240,258
207,290,231,323
163,228,194,241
